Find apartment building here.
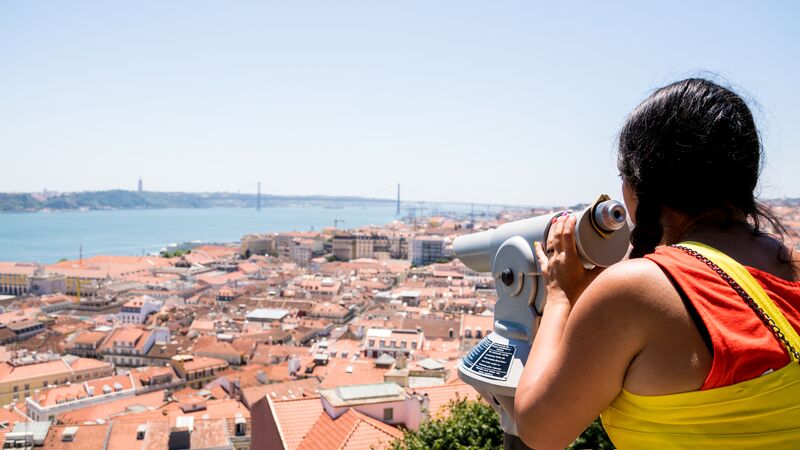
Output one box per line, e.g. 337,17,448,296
0,352,113,404
118,296,162,325
276,232,322,259
363,329,425,359
66,331,110,358
410,236,447,266
240,233,277,256
99,327,169,367
171,355,229,389
0,263,36,296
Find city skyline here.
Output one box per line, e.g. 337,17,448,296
1,1,798,205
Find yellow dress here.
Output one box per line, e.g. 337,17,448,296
601,242,800,449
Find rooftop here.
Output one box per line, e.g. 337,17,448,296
319,382,405,408
246,308,289,321
296,408,402,450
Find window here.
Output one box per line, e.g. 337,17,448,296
390,340,396,348
411,342,417,350
401,341,407,349
235,422,247,436
24,384,29,391
12,386,18,392
383,408,394,421
380,340,385,347
368,340,375,347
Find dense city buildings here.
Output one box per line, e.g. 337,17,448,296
0,203,794,448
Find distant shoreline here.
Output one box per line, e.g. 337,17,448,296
0,189,402,213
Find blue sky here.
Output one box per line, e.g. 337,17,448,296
1,1,797,206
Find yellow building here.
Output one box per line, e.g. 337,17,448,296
0,352,113,405
170,355,229,389
0,263,36,296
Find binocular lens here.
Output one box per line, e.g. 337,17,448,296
594,200,627,233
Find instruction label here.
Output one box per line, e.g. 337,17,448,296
462,339,516,381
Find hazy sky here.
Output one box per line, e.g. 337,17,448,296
1,1,798,206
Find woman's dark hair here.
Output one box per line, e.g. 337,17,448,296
618,78,789,258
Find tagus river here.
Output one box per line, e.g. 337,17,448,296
0,206,406,263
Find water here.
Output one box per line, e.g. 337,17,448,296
0,206,405,263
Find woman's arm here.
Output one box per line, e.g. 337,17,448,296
513,215,659,449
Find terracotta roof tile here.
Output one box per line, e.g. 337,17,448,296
270,396,324,450
41,423,111,450
296,409,402,450
411,378,479,418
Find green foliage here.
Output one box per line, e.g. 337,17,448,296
389,397,503,450
569,418,614,450
389,398,613,450
160,249,191,258
0,193,41,211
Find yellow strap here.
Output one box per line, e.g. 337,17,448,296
679,241,800,362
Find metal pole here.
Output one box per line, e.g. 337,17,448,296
504,433,534,450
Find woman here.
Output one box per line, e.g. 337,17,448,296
513,78,800,449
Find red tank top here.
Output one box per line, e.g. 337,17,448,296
646,246,800,389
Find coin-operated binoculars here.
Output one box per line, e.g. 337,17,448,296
453,195,631,436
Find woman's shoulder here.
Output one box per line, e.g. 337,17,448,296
589,257,674,298
575,257,683,321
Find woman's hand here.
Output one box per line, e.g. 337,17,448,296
533,213,604,305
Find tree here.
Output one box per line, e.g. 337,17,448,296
568,418,614,450
389,397,613,450
389,396,503,450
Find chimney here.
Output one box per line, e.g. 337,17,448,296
61,426,78,442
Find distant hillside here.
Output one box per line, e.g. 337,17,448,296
0,190,395,212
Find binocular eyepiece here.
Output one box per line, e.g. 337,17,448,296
594,199,627,233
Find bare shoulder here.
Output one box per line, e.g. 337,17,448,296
583,258,674,304
570,257,681,328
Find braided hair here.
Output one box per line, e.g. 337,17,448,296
617,78,787,258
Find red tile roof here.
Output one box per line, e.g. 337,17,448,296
296,408,402,450
410,378,480,418
269,396,324,450
42,423,111,450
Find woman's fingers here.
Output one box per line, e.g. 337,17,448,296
550,213,566,254
534,241,549,274
561,215,578,260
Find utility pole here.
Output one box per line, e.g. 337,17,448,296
470,203,475,229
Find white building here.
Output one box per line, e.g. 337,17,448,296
318,382,428,431
410,236,447,266
363,328,425,359
118,296,162,325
